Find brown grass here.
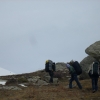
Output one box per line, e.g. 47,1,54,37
0,79,100,100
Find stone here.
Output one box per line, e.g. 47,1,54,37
85,41,100,60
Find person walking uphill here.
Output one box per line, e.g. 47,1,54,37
45,60,56,83
88,61,100,93
66,63,82,89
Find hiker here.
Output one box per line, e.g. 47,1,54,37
88,61,100,93
45,60,55,83
66,63,82,89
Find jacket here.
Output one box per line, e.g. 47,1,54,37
69,65,76,74
88,64,99,78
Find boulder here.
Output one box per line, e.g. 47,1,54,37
80,56,96,73
79,41,100,80
79,56,96,80
27,76,41,83
44,76,59,84
55,62,67,71
36,79,49,86
85,41,100,60
28,78,38,83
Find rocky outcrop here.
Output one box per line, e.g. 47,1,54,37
80,41,100,79
80,56,96,73
79,55,96,79
85,41,100,60
28,76,41,83
55,62,68,71
0,62,69,90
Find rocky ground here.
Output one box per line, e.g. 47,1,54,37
0,78,100,100
0,41,100,100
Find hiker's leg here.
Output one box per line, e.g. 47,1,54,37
92,78,95,91
50,71,54,83
95,78,98,91
49,71,53,83
49,71,52,83
69,74,74,88
74,74,82,89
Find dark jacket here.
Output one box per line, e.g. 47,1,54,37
68,66,76,74
88,70,99,78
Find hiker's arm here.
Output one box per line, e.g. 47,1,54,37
69,68,71,74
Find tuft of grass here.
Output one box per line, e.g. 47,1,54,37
17,77,28,83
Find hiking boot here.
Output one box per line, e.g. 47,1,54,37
92,90,96,93
79,87,82,89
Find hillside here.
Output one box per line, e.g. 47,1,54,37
0,67,100,100
0,60,100,100
0,79,100,100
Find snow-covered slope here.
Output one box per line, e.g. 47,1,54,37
0,67,15,76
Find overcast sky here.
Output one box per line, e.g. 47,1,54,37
0,1,100,74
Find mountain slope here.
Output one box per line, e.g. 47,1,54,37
0,79,100,100
0,67,15,76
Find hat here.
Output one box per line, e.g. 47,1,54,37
46,60,48,63
70,60,74,63
66,63,70,68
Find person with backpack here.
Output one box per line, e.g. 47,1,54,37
45,60,55,83
88,61,100,93
66,63,82,89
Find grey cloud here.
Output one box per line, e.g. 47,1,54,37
0,1,100,74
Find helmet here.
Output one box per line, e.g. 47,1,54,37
46,60,48,63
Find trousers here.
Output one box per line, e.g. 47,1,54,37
49,71,54,83
69,73,82,89
92,77,98,91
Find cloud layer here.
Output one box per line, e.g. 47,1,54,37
0,1,100,74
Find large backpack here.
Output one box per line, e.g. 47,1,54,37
91,61,99,76
45,60,53,72
52,62,56,72
69,66,75,74
72,61,82,75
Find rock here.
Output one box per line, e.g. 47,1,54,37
80,56,96,73
28,78,38,83
53,78,59,84
79,56,96,80
44,76,50,82
24,75,49,86
27,76,41,83
32,76,41,79
0,86,22,90
36,79,49,86
44,76,59,84
79,41,100,80
56,62,67,71
85,41,100,60
5,78,18,85
79,70,90,80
